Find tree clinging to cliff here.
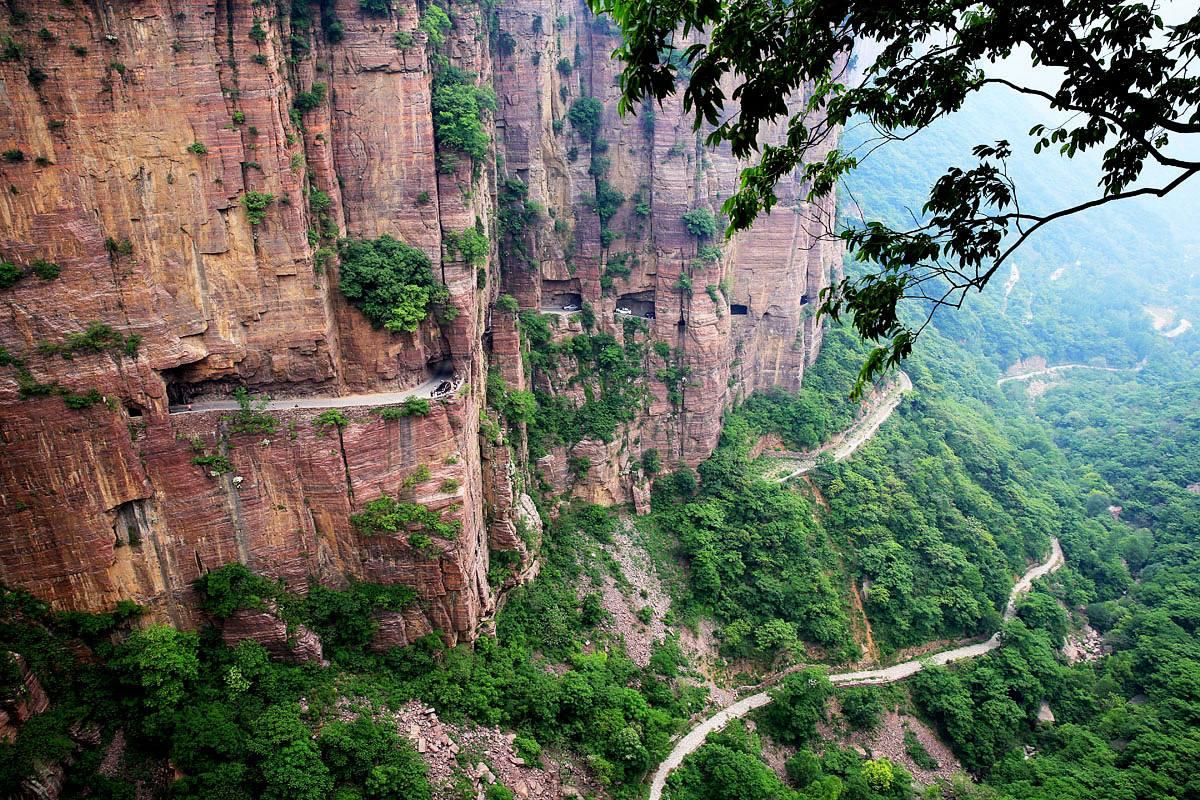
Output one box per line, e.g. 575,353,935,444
592,0,1200,394
337,235,448,333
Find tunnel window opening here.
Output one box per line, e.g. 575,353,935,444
428,359,455,379
615,291,656,318
125,402,144,418
799,294,811,305
541,278,583,311
730,304,749,316
161,367,191,406
161,362,237,408
549,292,582,309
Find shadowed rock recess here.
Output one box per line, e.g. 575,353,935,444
0,0,842,645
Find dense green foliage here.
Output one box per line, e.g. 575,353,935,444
568,97,604,142
431,67,496,163
378,397,431,419
240,191,275,225
350,493,462,544
0,498,704,798
647,323,1064,660
681,208,717,239
419,5,451,48
519,313,650,458
649,412,851,657
337,235,448,332
668,717,913,800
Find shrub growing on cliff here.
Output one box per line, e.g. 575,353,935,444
350,494,460,541
431,67,496,162
38,322,140,359
293,82,327,113
191,453,234,476
337,235,447,333
378,397,431,419
241,191,275,225
225,387,278,435
313,409,350,432
0,261,20,288
419,5,451,48
359,0,392,15
62,389,103,409
29,259,59,280
444,226,488,264
568,96,603,142
194,563,282,619
682,207,717,239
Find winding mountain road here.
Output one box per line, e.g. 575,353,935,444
768,372,913,482
996,363,1135,386
647,539,1064,800
168,377,445,415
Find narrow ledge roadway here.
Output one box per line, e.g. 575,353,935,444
167,377,445,416
648,539,1064,800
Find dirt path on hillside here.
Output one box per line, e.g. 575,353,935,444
647,539,1064,800
765,371,913,482
996,363,1136,386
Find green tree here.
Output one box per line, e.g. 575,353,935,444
419,5,451,48
681,208,717,239
110,624,200,734
839,686,888,732
432,67,496,161
595,0,1200,393
762,668,832,746
337,235,448,332
568,97,604,142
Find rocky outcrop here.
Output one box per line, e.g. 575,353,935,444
220,604,324,664
0,653,50,743
491,1,844,503
0,0,840,639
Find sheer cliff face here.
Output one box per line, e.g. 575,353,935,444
491,3,843,503
0,1,840,633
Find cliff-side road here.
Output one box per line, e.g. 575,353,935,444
768,371,913,483
648,537,1064,800
168,378,445,415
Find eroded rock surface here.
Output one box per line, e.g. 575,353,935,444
0,0,841,646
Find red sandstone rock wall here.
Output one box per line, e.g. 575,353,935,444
492,0,844,502
0,0,840,637
0,0,511,644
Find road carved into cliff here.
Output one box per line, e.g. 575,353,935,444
647,538,1064,800
765,371,913,483
168,377,445,415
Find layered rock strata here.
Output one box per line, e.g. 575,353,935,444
0,0,841,638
